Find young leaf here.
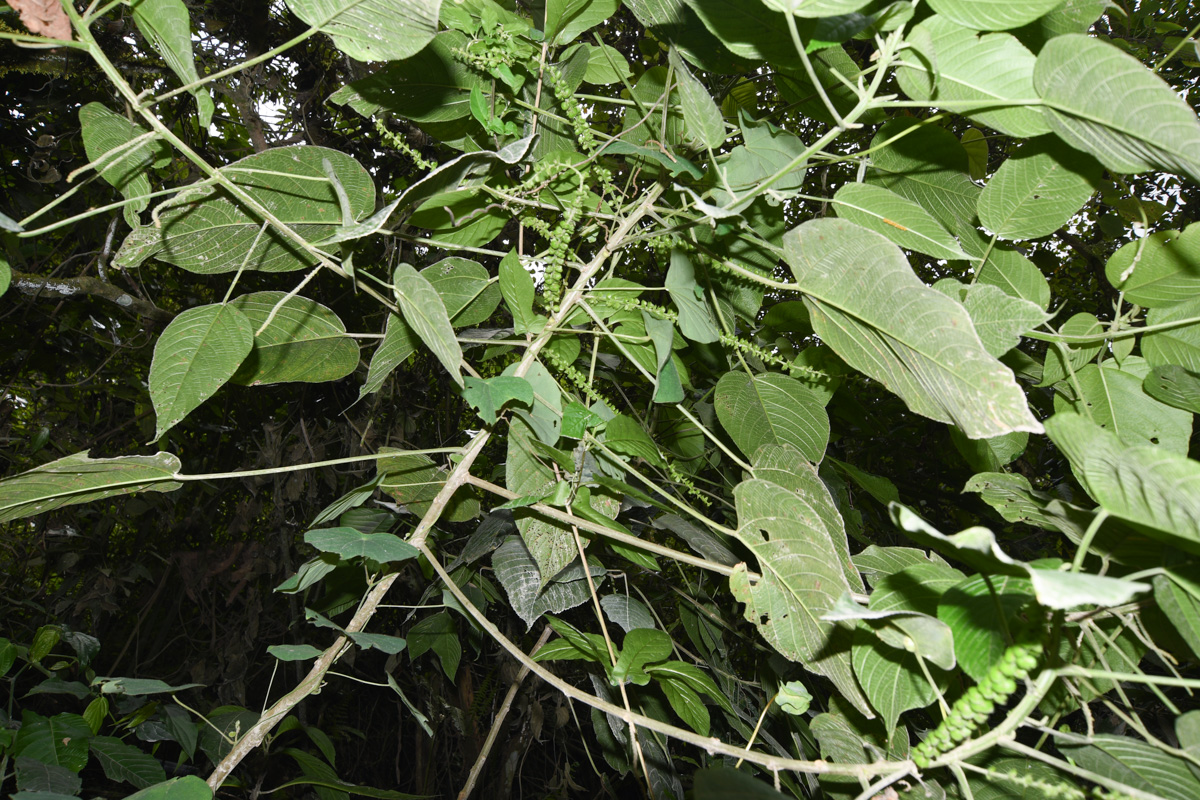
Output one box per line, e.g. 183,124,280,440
1035,34,1200,184
1105,224,1200,307
283,0,439,62
130,0,215,127
655,675,710,735
610,628,673,686
0,452,181,524
149,303,254,441
393,263,464,388
785,218,1041,438
228,292,359,385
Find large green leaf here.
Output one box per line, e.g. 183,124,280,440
977,136,1102,240
132,147,374,273
892,505,1149,610
1141,296,1200,372
623,0,751,74
421,257,501,327
1045,413,1200,554
714,372,829,463
130,0,214,127
148,304,254,441
0,452,181,525
1052,358,1193,453
926,0,1062,30
968,237,1051,311
12,713,92,772
506,418,575,584
666,249,719,343
1035,34,1200,185
359,314,417,398
89,736,166,789
730,478,873,716
304,527,419,563
1106,224,1200,307
392,263,463,388
79,103,170,226
545,0,619,46
284,0,439,61
784,218,1041,438
897,16,1049,138
328,31,483,122
377,449,479,523
1058,735,1200,800
761,0,870,16
959,283,1050,358
680,0,795,64
831,182,969,261
492,535,606,629
939,574,1036,682
866,119,980,231
668,48,725,151
120,775,212,800
229,292,359,385
1144,365,1200,414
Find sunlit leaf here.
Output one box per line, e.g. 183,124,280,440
284,0,439,61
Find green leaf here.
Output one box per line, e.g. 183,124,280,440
93,678,202,695
1053,358,1193,453
15,757,81,796
730,479,873,717
866,118,980,231
784,218,1041,439
0,451,181,524
267,644,324,661
604,414,665,467
972,240,1052,311
0,257,9,298
328,31,483,122
960,283,1050,358
642,312,685,404
939,574,1036,682
831,182,969,261
599,595,656,633
506,419,576,584
712,115,809,208
79,103,170,226
130,0,214,127
499,249,539,336
623,0,751,75
897,16,1049,138
304,527,419,563
1035,34,1200,185
963,472,1093,541
850,609,950,735
1144,365,1200,414
666,249,719,343
504,360,561,445
1106,224,1200,307
421,257,501,327
668,48,725,151
349,633,407,654
545,0,618,45
13,713,92,772
140,147,374,273
1046,413,1200,554
377,449,478,522
977,136,1102,241
927,0,1061,30
581,43,632,85
462,375,533,424
407,611,460,680
714,372,829,463
392,263,463,388
360,314,418,398
90,736,166,789
775,681,812,715
892,504,1150,610
611,628,672,686
148,303,254,441
1154,575,1200,659
120,777,213,800
752,445,864,593
228,292,358,385
284,0,439,61
1142,296,1200,373
1059,735,1200,800
962,128,988,180
654,676,709,735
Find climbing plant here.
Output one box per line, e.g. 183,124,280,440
5,0,1200,798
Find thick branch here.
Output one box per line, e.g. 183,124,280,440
11,270,174,323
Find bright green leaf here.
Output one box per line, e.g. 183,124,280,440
393,263,463,388
284,0,439,61
714,372,829,463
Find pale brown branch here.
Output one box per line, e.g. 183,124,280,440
10,270,174,323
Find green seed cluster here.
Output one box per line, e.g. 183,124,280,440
520,213,552,237
994,769,1085,800
597,296,678,323
545,64,596,152
665,460,708,506
541,182,588,310
374,118,435,171
542,346,612,408
912,641,1042,768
